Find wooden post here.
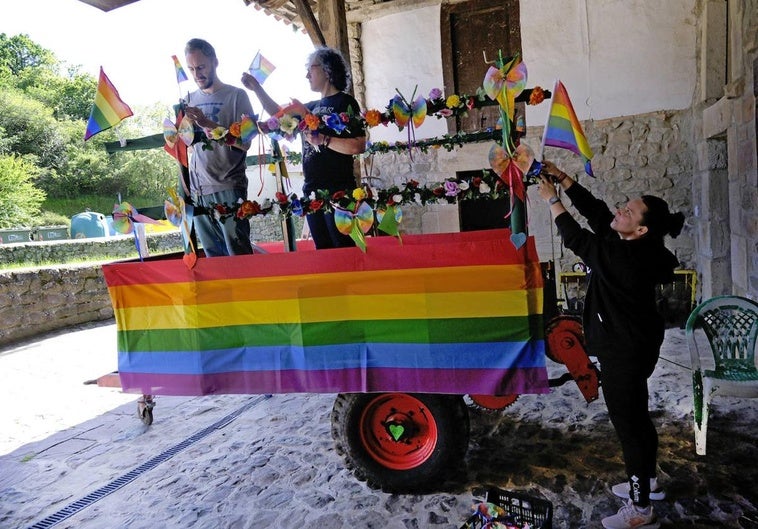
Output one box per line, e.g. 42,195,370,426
318,0,350,66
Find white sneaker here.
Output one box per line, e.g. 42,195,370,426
602,500,660,529
611,477,666,501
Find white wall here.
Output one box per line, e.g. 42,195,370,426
361,5,449,144
360,0,698,137
521,0,698,125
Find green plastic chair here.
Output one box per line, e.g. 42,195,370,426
686,295,758,455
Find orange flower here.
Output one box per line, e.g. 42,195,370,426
364,109,382,127
236,200,261,219
304,113,321,131
528,86,545,105
228,122,241,138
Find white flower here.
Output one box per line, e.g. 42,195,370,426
479,182,491,194
414,192,422,204
392,194,403,204
458,181,470,191
279,115,300,135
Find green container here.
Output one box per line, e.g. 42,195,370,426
35,226,69,241
0,228,32,244
70,212,109,239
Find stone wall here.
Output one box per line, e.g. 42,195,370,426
0,264,114,347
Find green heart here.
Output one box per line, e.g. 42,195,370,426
388,424,405,441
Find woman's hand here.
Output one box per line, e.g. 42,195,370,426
537,175,558,202
240,72,260,91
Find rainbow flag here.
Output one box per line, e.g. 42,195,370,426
541,80,594,176
248,51,276,84
171,55,189,84
84,67,133,141
102,230,549,397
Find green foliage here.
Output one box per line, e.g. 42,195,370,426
0,33,55,78
0,155,46,228
0,33,180,228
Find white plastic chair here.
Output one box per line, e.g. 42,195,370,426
686,295,758,455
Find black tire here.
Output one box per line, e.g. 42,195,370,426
331,392,469,492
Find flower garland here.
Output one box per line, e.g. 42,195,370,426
211,168,514,226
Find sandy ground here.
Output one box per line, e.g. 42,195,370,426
0,321,756,528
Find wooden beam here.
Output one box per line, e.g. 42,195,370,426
318,0,350,59
292,0,326,47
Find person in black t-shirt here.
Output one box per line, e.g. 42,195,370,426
242,47,367,249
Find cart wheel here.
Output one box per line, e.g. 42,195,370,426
137,395,155,426
331,393,469,492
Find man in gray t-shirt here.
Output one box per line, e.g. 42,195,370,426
182,38,255,256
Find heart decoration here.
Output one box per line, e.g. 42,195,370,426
510,231,527,249
388,423,405,441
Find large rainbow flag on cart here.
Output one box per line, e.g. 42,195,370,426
102,229,549,397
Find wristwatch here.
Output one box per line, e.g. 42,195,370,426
548,196,561,205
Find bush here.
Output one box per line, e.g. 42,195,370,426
0,154,46,228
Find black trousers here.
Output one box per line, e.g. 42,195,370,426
600,356,659,507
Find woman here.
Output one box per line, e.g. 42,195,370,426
242,47,366,249
537,161,685,529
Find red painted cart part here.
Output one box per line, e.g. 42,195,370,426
467,394,519,411
358,393,438,471
95,371,122,388
545,316,600,403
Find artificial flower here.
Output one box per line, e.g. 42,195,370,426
228,122,241,138
364,109,382,127
309,199,324,211
324,113,347,133
352,188,367,201
304,113,321,131
445,94,461,108
528,86,545,105
207,127,227,140
279,114,300,135
428,88,443,100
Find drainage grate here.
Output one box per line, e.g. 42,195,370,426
27,395,270,529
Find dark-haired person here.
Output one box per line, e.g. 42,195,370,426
242,47,366,249
183,38,255,256
537,160,685,529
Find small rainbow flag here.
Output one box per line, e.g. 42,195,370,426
171,55,189,84
541,80,594,176
248,51,276,84
238,114,258,143
102,230,549,397
84,67,133,141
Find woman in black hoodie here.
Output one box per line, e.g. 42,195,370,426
537,160,685,529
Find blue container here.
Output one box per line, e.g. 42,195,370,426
70,212,109,239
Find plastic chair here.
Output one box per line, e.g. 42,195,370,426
686,295,758,455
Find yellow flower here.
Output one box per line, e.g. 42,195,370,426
352,188,367,201
208,127,227,140
445,94,461,108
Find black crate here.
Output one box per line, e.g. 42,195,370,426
460,488,553,529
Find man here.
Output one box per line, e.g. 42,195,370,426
182,38,255,256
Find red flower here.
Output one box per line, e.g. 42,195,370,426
332,190,346,200
275,192,289,204
236,200,261,219
466,96,476,110
214,204,229,214
472,177,482,188
309,199,324,211
432,187,445,197
339,112,350,123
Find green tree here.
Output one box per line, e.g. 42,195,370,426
0,155,46,228
0,33,55,79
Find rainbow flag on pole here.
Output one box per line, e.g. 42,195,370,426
248,51,276,84
541,80,594,176
171,55,189,84
84,67,133,141
102,230,549,397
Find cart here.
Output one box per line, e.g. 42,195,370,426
101,228,596,492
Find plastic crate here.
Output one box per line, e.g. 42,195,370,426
460,488,553,529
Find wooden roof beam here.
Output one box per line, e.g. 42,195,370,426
292,0,327,47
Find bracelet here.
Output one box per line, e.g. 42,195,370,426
548,196,561,205
555,172,568,182
323,135,332,148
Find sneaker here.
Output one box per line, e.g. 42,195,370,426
612,477,666,501
602,500,660,529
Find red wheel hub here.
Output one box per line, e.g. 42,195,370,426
359,393,438,471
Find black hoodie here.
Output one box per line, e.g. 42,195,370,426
554,182,680,367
